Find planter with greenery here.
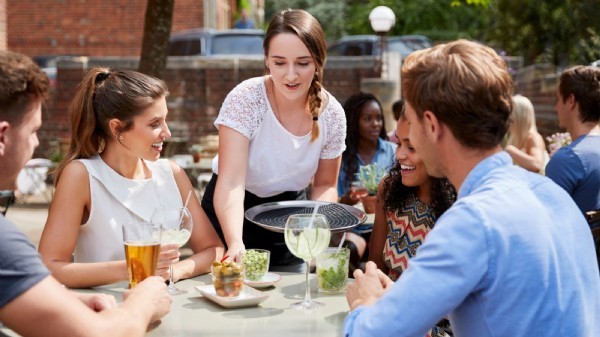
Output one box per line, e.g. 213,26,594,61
188,144,204,163
356,163,386,214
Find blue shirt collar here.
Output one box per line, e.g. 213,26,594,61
457,151,512,199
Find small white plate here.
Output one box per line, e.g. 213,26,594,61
196,285,269,308
244,272,282,288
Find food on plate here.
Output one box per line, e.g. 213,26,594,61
211,260,244,297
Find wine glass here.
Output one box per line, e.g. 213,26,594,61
151,206,193,295
284,214,331,310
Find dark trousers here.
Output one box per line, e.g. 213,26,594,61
201,173,305,267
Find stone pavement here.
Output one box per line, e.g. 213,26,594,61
5,193,50,248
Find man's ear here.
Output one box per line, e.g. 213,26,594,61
422,110,442,142
567,94,577,110
0,121,9,156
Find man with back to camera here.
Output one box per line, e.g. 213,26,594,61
343,40,600,337
233,9,255,29
0,50,172,337
546,65,600,217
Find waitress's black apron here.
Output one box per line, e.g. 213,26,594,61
201,173,305,267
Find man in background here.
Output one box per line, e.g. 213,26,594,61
234,9,255,29
0,50,171,337
546,65,600,216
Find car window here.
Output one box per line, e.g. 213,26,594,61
387,40,412,55
169,40,190,56
188,39,201,55
328,41,373,56
211,35,263,55
327,44,347,56
169,38,203,56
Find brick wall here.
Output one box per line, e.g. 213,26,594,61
6,0,205,57
34,55,379,158
513,63,561,140
34,54,563,159
0,0,6,50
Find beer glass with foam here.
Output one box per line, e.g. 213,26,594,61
122,220,161,288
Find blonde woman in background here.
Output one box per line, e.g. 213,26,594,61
505,94,549,174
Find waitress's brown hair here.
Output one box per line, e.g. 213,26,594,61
264,9,327,142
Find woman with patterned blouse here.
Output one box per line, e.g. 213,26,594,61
369,104,455,337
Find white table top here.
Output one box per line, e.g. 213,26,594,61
89,272,349,336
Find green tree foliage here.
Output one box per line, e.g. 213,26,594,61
264,0,599,67
265,0,346,39
264,0,488,42
483,0,600,66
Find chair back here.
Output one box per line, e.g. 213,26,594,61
585,210,600,273
0,190,16,216
16,158,52,195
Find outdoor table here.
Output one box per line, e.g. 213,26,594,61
90,272,349,336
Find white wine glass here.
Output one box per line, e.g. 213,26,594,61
151,206,193,295
284,214,331,310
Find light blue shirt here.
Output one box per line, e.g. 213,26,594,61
337,138,396,197
344,151,600,337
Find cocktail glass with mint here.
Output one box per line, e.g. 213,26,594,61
317,247,350,293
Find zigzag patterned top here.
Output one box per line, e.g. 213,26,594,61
383,194,436,282
382,194,452,337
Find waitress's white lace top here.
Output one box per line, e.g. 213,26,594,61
212,76,347,197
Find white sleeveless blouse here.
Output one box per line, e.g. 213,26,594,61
74,156,182,263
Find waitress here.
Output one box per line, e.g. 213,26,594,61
201,9,346,271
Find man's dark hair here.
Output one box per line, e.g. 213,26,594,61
0,51,49,125
392,99,404,121
559,65,600,123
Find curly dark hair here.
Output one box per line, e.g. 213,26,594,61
380,161,456,218
381,100,456,217
341,92,388,193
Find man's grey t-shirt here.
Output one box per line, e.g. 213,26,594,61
0,214,50,309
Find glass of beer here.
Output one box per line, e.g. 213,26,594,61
122,220,161,288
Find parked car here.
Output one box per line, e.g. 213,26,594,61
327,34,431,60
33,55,73,88
168,28,265,57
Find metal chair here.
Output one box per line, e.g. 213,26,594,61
0,190,16,216
16,158,54,203
585,210,600,273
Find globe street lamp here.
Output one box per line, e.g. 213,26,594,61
369,6,396,78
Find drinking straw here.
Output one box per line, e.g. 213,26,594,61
337,232,347,253
183,190,192,209
177,190,193,225
308,201,321,228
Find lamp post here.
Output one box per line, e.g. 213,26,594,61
369,6,396,78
